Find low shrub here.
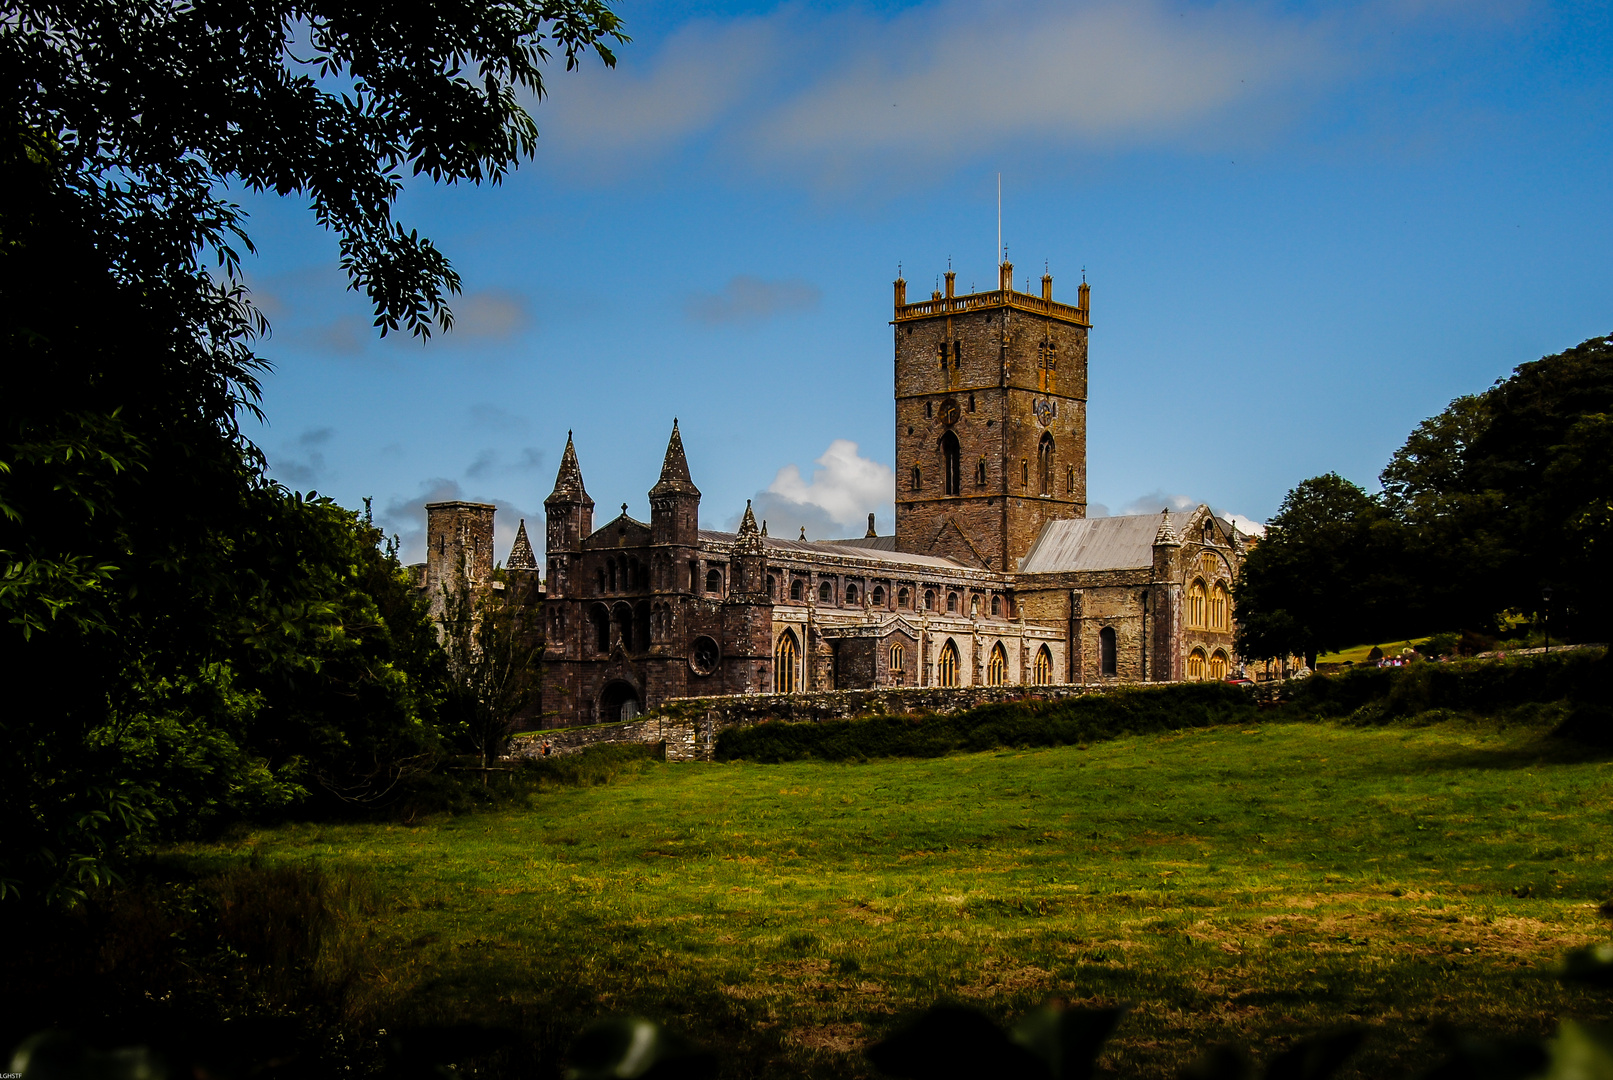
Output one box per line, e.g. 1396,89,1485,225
716,682,1259,763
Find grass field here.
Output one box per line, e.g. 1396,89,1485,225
173,712,1613,1079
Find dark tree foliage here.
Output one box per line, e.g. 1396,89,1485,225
1,0,623,904
1234,474,1414,666
1238,334,1613,659
1382,334,1613,639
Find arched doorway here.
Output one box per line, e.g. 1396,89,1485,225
598,680,641,722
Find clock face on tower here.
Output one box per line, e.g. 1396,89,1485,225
939,400,961,427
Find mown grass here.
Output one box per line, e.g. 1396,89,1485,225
163,709,1613,1080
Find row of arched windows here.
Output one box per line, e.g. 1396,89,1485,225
1187,648,1231,682
588,601,651,655
782,577,1009,617
772,631,1055,692
1186,578,1232,631
596,556,649,594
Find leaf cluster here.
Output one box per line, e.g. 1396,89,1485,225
1237,334,1613,659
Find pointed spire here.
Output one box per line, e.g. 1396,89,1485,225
1154,509,1180,547
799,526,807,540
761,519,768,537
865,512,877,539
546,430,592,506
649,418,701,498
508,519,537,570
735,499,764,555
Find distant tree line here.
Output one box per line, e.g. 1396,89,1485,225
1236,334,1613,666
1,0,623,904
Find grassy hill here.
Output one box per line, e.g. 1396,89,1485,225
136,707,1613,1079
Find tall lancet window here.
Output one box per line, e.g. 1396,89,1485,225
941,431,962,496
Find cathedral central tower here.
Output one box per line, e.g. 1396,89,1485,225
892,261,1091,571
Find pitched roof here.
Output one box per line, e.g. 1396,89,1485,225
1018,511,1200,573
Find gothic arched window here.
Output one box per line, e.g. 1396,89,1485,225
1209,650,1230,681
1187,648,1208,681
872,585,885,606
1188,580,1208,629
938,639,961,687
987,643,1007,686
1038,432,1055,496
941,431,962,496
705,567,723,594
776,630,800,694
1033,645,1053,685
1211,583,1231,631
819,581,834,603
889,642,906,684
947,592,959,613
898,587,911,608
790,579,804,602
846,583,859,605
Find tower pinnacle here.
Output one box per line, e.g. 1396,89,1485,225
650,418,700,497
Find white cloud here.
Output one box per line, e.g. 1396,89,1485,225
268,426,335,486
449,289,533,341
685,275,822,324
737,439,895,539
538,17,779,167
538,0,1337,183
751,0,1326,171
1108,488,1266,534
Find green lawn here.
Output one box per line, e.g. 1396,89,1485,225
1317,639,1430,665
177,716,1613,1079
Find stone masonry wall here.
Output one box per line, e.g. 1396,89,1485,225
509,683,1104,763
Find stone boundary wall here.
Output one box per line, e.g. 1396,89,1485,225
510,684,1110,763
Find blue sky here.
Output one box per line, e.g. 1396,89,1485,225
241,0,1613,564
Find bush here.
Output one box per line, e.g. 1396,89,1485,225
716,682,1260,763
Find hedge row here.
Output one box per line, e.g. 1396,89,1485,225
713,682,1260,763
713,649,1611,763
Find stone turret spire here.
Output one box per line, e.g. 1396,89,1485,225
507,519,537,570
545,430,591,506
735,500,764,555
650,418,700,498
1154,509,1180,547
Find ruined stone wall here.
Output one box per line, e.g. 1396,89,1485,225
509,683,1105,763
